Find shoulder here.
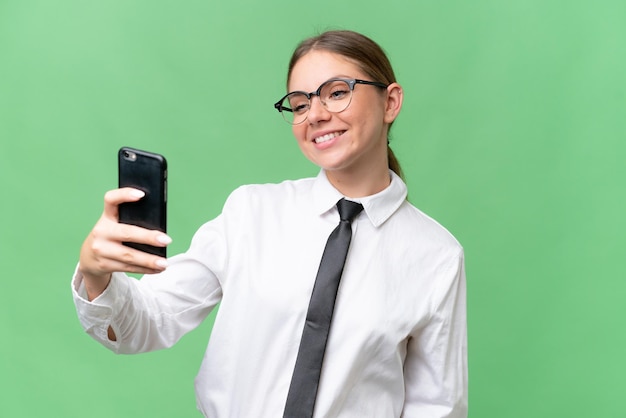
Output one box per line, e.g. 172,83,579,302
223,177,316,213
393,200,463,255
228,177,315,200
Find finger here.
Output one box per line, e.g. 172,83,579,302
113,222,172,247
81,256,164,277
102,188,146,219
84,219,171,276
91,215,171,248
112,244,169,273
98,257,165,276
89,238,169,274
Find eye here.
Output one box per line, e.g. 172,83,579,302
293,103,310,114
287,93,310,114
322,80,351,101
329,88,349,100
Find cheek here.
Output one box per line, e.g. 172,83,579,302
292,125,306,143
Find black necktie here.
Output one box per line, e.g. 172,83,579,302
283,198,364,418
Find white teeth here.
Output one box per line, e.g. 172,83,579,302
314,132,342,144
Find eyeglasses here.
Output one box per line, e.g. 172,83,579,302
273,78,388,125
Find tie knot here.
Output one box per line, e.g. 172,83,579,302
336,198,363,223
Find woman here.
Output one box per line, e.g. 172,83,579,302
73,30,467,417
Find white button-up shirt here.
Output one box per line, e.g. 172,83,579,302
72,170,467,417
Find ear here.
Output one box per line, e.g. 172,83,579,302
383,82,403,124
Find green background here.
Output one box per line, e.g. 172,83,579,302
1,0,624,416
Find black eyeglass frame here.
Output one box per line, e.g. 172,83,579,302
273,78,389,124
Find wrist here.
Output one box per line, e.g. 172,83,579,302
79,268,112,301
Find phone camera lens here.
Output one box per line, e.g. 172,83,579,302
122,150,137,161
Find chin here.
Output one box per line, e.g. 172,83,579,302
311,157,344,170
307,152,352,171
318,162,354,173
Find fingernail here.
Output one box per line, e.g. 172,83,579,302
155,259,168,268
157,235,172,245
130,189,145,198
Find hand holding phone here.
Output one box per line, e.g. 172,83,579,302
118,147,168,257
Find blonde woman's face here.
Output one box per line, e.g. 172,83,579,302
288,51,394,178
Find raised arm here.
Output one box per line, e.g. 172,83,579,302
77,187,172,341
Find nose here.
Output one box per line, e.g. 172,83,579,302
307,95,331,124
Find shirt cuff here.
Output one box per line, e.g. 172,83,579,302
71,264,129,351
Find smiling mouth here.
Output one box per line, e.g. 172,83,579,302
313,131,345,144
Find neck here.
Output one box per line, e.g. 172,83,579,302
325,163,391,198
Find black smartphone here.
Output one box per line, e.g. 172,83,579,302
118,147,168,257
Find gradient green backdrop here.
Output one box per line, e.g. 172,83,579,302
1,1,624,417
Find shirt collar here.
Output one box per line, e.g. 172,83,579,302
311,170,408,227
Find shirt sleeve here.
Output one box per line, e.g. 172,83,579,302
71,213,228,355
401,249,468,418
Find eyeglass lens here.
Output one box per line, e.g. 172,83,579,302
281,79,354,124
